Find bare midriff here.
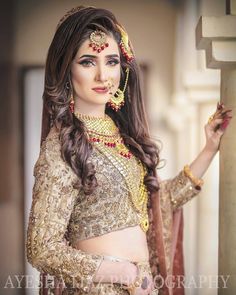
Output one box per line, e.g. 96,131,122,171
75,225,149,262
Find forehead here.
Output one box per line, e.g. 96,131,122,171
75,34,120,58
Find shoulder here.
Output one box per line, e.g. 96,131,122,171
34,126,77,182
44,125,61,158
39,125,61,164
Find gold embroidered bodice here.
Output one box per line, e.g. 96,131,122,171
26,114,202,294
67,112,149,244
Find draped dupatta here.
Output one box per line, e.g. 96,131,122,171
147,190,185,295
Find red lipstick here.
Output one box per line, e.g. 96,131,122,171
92,87,108,94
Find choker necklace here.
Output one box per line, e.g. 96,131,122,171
74,112,132,159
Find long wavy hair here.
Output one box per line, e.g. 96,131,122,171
41,6,161,196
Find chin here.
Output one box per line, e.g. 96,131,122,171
92,95,111,104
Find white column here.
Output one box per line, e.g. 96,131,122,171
196,1,236,293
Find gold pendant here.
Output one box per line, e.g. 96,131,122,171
140,218,149,232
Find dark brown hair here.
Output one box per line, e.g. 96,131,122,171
42,6,161,195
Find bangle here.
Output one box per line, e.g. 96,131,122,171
124,262,149,295
126,276,142,295
183,165,204,188
123,263,141,295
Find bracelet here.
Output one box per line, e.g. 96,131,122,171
183,165,204,188
122,263,141,295
126,276,142,295
124,262,149,295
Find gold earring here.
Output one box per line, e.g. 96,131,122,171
66,81,75,113
69,91,75,113
107,68,130,112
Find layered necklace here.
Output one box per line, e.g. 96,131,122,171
74,112,149,232
74,112,132,159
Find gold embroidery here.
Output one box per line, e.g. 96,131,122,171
26,125,202,294
75,113,149,232
26,128,104,293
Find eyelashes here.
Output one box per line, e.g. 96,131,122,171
107,59,120,66
78,58,120,67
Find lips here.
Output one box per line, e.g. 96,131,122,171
92,87,108,94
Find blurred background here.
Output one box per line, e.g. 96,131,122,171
0,0,227,294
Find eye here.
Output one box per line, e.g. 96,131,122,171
78,59,95,67
107,59,120,66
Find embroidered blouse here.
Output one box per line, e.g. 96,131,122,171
26,125,201,293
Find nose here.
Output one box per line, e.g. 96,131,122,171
95,64,107,83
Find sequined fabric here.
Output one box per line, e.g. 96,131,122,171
67,145,141,244
26,128,104,293
26,125,202,295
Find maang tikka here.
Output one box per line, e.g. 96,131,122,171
89,30,109,53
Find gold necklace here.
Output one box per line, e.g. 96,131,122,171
95,142,149,232
74,112,149,232
74,112,132,159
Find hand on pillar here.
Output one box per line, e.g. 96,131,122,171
204,102,233,154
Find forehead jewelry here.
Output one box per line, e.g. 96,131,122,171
89,30,109,53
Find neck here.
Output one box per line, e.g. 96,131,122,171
74,111,110,121
74,111,118,136
74,99,106,119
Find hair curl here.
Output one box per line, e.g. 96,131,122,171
41,6,161,196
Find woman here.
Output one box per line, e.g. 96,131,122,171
26,6,232,295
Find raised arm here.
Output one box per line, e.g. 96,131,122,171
189,102,232,179
159,102,233,211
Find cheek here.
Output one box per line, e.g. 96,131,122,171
112,67,121,87
71,68,93,86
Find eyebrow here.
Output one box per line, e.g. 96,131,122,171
79,54,120,59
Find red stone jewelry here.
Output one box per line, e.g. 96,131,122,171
88,135,132,159
89,30,109,53
116,24,134,62
69,93,75,113
74,112,133,159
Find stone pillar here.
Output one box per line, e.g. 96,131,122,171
196,1,236,294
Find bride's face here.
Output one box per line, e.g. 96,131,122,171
71,34,121,107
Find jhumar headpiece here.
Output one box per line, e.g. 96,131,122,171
116,24,134,62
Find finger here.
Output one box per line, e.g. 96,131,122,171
220,109,233,117
209,118,224,126
213,109,232,119
207,107,230,123
216,102,224,110
207,118,224,131
214,119,231,136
